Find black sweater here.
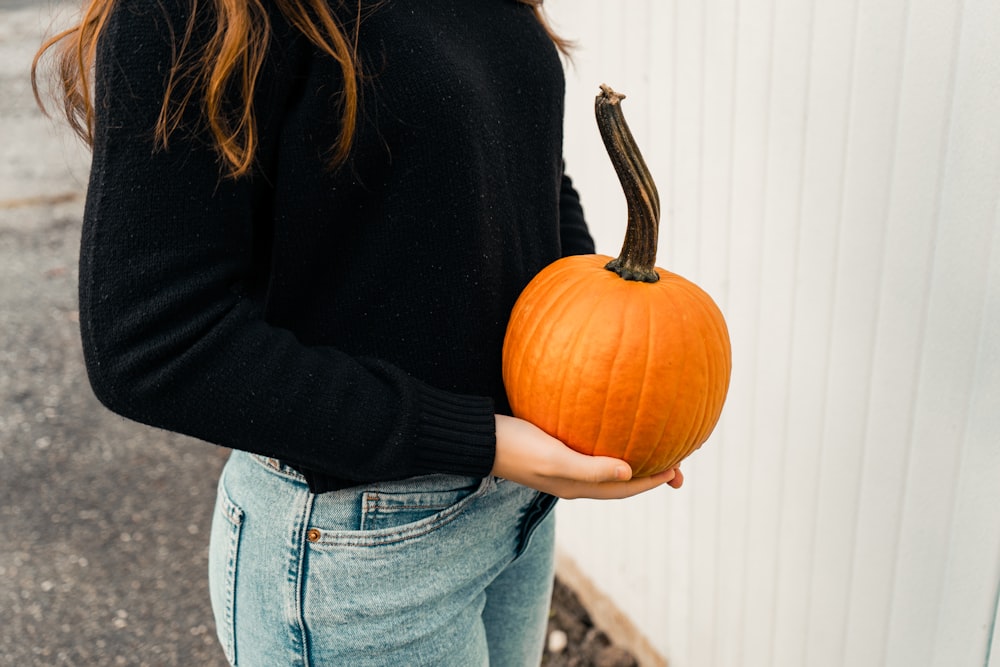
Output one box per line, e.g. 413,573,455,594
80,0,594,491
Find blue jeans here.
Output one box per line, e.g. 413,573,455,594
208,450,556,667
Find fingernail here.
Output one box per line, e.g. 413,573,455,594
615,466,629,481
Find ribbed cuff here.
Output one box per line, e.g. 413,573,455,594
410,383,496,478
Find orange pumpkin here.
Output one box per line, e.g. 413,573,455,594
502,85,732,478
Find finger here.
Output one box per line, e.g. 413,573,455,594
576,469,675,500
667,468,684,489
547,450,633,484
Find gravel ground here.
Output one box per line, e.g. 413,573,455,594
1,3,639,664
543,580,639,667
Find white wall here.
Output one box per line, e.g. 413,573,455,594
547,1,1000,665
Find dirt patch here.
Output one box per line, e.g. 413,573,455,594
542,577,640,667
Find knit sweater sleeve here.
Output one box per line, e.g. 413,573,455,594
79,0,496,489
558,170,595,256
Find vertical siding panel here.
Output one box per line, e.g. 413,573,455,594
992,592,1000,667
561,0,618,256
705,3,744,661
666,480,696,664
804,2,909,666
930,211,1000,666
646,0,677,270
753,0,815,665
558,0,613,258
725,0,783,665
886,0,1000,662
771,0,857,662
991,567,1000,667
842,1,962,664
694,0,738,305
665,0,705,276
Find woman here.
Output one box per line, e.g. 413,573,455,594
35,0,682,664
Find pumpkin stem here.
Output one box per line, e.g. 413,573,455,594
596,84,661,283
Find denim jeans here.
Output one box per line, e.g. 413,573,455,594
208,450,557,667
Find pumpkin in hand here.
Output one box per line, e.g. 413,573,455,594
502,84,732,478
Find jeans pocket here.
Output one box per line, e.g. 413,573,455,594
208,475,244,666
359,475,483,532
309,475,491,547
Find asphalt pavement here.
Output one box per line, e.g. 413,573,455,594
1,3,230,665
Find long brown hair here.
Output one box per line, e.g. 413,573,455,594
32,0,571,178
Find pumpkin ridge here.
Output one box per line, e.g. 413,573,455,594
688,290,731,447
678,289,728,460
659,286,703,473
642,282,693,475
677,281,730,384
594,290,627,459
554,272,623,455
589,284,640,460
618,291,656,472
677,310,714,463
662,275,730,447
505,258,593,416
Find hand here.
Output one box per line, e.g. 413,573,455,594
492,414,684,500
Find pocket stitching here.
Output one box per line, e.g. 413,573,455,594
215,480,244,665
309,476,493,548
